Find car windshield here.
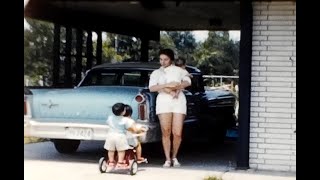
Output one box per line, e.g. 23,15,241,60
79,69,151,87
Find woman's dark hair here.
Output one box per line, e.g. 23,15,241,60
112,102,125,116
123,104,133,117
159,48,175,61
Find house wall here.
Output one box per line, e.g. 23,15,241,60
250,1,296,172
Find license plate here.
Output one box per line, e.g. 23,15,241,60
65,127,93,140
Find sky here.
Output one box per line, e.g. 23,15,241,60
192,30,240,42
89,30,240,42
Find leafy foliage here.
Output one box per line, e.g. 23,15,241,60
24,18,54,86
24,19,239,86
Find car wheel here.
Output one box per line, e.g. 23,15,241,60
52,139,80,154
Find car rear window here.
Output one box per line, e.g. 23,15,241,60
79,69,151,87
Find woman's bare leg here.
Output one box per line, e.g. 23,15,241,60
171,113,185,159
158,113,173,161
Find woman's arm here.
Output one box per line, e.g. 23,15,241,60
149,70,167,92
149,82,180,92
149,84,168,92
178,80,191,90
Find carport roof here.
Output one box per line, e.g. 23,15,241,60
24,0,295,40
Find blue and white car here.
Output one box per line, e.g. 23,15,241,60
24,62,236,153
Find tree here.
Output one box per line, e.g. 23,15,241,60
149,31,197,64
166,31,197,64
24,22,240,87
104,33,141,62
96,34,122,63
193,31,239,75
24,18,54,86
149,31,176,61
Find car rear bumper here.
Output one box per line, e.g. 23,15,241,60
24,119,109,140
24,118,161,143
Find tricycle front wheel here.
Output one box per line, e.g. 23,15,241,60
98,157,107,173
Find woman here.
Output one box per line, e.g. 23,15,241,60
148,48,191,167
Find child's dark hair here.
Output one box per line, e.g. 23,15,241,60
159,48,175,61
112,102,125,116
123,104,133,117
175,56,186,67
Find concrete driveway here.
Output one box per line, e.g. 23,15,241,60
24,140,295,180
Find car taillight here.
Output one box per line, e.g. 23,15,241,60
135,94,145,104
138,104,146,120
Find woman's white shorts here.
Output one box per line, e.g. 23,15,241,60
156,92,187,115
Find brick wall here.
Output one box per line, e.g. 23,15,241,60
250,1,296,172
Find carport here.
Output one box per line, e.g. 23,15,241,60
24,0,253,170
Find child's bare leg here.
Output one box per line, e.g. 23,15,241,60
169,91,176,97
108,151,115,162
173,90,180,98
136,143,142,159
117,151,125,163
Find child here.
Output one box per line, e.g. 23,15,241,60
123,104,147,164
163,57,193,98
104,102,146,171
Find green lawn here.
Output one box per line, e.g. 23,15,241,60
24,136,48,144
203,176,223,180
